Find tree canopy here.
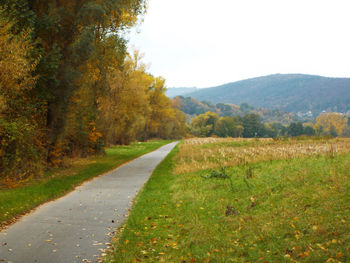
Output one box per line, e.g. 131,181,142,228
0,1,186,183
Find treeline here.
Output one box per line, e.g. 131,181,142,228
173,96,301,124
188,112,349,138
0,1,186,182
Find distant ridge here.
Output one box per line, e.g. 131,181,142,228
165,87,198,98
185,74,350,114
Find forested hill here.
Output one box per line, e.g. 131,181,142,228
186,74,350,114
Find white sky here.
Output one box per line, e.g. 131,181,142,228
128,0,350,88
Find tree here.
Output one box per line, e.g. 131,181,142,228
0,0,148,163
215,117,241,137
242,114,265,138
287,122,304,137
0,15,42,181
314,113,348,136
303,126,315,136
190,112,219,137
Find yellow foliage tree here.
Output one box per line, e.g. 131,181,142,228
314,113,348,136
0,16,42,181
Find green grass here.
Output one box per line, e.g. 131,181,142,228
107,145,349,262
0,140,172,227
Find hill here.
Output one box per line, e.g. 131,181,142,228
165,87,198,98
186,74,350,114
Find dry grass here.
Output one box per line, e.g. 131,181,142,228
108,138,350,262
175,137,350,173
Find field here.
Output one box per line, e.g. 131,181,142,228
108,137,350,263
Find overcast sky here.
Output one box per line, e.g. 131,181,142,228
127,0,350,88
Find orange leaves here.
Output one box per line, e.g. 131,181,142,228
297,249,310,258
88,123,103,144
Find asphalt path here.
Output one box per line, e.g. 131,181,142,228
0,142,178,263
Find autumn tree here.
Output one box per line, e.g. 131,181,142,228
0,0,187,181
314,113,348,136
215,116,242,137
190,112,219,137
0,15,42,181
0,0,147,162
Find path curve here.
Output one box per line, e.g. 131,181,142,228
0,142,178,263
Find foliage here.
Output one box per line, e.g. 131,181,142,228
314,113,348,137
0,15,43,182
0,1,186,182
174,96,298,124
215,116,243,138
189,112,219,137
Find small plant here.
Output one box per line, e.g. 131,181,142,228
201,165,229,179
201,165,236,192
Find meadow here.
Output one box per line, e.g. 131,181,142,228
108,137,350,262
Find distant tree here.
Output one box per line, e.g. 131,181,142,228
240,103,252,113
329,124,338,137
215,116,241,137
242,114,265,138
314,113,348,136
190,112,219,137
264,123,278,138
303,126,315,136
268,122,285,137
287,122,304,136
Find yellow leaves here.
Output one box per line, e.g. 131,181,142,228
125,240,129,244
314,112,348,136
316,243,326,250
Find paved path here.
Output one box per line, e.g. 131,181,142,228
0,142,178,263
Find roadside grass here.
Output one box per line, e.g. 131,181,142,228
0,140,172,227
108,139,349,263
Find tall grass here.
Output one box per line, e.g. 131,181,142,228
108,138,350,262
175,137,350,173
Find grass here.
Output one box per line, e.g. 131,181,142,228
175,137,350,173
0,140,172,227
107,138,350,263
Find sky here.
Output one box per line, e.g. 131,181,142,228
127,0,350,88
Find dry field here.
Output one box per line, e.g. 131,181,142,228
175,137,350,173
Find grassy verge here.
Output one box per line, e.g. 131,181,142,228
107,141,349,262
0,140,172,227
